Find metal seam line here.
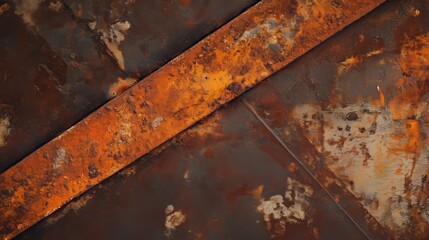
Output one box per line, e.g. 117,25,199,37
0,0,384,239
242,98,371,239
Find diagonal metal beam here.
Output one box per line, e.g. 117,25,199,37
0,0,384,238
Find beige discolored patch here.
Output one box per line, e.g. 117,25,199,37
99,21,131,71
14,0,42,25
108,77,137,98
151,116,164,129
0,116,11,148
164,205,186,237
53,147,70,170
257,178,313,235
293,102,429,233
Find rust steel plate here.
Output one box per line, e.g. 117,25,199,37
19,102,372,239
17,1,429,239
0,0,257,172
0,0,384,239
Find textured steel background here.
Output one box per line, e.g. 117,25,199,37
0,0,257,172
15,0,429,239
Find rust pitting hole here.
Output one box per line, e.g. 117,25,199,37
345,111,358,121
226,82,243,95
88,164,100,178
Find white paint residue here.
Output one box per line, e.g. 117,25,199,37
100,21,131,71
88,21,97,30
0,116,11,148
151,116,164,129
164,205,186,237
238,0,314,50
53,147,69,169
292,103,429,231
257,177,313,231
165,205,174,215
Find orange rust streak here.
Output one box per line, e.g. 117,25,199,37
0,0,384,239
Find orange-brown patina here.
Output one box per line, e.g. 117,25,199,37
0,0,384,239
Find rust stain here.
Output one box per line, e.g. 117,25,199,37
108,77,137,99
0,0,384,239
389,34,429,121
0,3,10,15
291,31,429,238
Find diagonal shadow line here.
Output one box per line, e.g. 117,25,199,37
242,98,371,240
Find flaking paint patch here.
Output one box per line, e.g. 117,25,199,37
257,178,313,234
291,33,429,236
53,148,69,169
0,116,11,148
293,103,429,232
14,0,42,25
151,116,164,129
238,0,315,52
164,205,186,237
99,21,131,71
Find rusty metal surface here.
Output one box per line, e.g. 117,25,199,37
61,0,259,77
0,0,384,239
242,0,429,238
14,0,429,239
17,102,370,240
0,0,127,172
0,0,257,173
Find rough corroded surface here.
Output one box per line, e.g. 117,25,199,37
0,0,257,172
243,0,429,238
62,0,259,77
16,1,429,239
0,0,128,171
18,103,369,240
0,0,383,239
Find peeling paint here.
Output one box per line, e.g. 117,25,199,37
99,21,131,71
53,148,69,169
151,116,164,129
292,33,429,233
164,205,186,237
257,178,313,233
88,21,97,30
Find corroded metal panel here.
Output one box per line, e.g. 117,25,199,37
18,103,369,240
61,0,259,77
0,0,257,172
243,0,429,238
0,0,383,239
0,0,128,171
15,0,429,239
